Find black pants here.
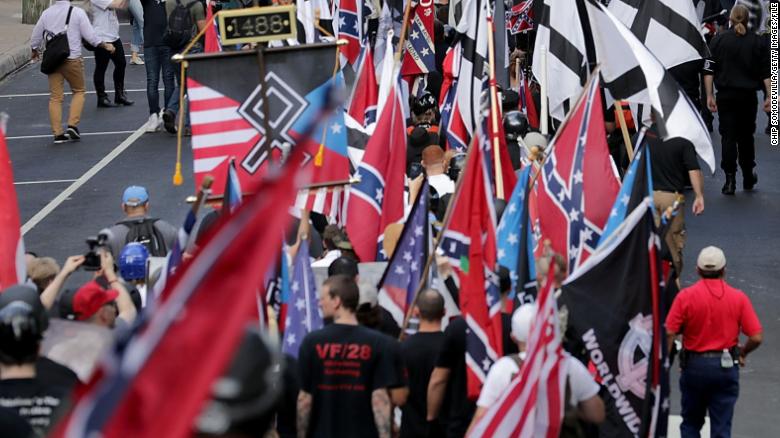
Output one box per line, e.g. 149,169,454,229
716,89,757,174
94,37,126,98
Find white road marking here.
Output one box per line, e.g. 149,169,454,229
0,89,159,98
14,179,78,185
6,130,136,140
667,414,710,437
21,124,147,235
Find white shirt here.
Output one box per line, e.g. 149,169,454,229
427,173,455,196
476,355,600,408
30,0,103,59
90,0,120,42
311,249,342,268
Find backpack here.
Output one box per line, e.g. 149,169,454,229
118,218,168,257
40,6,73,74
163,0,197,50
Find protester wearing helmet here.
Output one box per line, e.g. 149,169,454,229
118,242,151,308
0,285,71,435
503,110,530,170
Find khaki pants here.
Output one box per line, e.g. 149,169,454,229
653,191,685,274
48,58,86,135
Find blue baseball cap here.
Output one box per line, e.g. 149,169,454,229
122,186,149,207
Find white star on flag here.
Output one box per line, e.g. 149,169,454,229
482,357,492,371
291,281,300,292
569,208,580,222
395,266,405,275
375,188,384,203
498,248,506,259
414,225,423,236
411,261,419,272
581,228,593,242
286,333,296,345
507,202,517,214
610,208,618,217
403,251,413,262
621,194,630,205
508,233,519,245
573,170,583,184
557,188,566,202
410,30,420,39
421,47,430,56
330,123,342,134
295,298,305,310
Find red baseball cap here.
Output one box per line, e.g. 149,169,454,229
73,280,119,321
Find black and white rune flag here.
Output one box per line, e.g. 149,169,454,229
607,0,707,69
585,1,716,173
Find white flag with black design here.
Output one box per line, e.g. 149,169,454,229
585,1,716,173
532,0,588,121
608,0,706,68
454,0,489,134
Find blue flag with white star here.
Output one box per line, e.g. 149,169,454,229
378,179,431,327
497,165,537,304
282,239,323,358
598,130,654,248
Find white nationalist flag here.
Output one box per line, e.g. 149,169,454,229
586,1,716,173
532,0,588,121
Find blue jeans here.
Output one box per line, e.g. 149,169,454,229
127,0,144,53
144,46,176,115
680,356,739,438
168,46,201,126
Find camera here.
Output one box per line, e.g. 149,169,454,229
83,231,110,271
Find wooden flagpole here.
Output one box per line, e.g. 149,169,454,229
615,100,635,161
486,15,506,200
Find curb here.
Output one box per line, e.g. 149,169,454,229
0,42,31,82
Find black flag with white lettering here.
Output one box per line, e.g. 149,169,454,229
560,194,667,438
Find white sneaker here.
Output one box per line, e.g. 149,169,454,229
146,113,160,133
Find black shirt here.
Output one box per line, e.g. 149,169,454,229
400,331,446,438
0,406,33,438
434,317,475,438
669,59,704,105
141,0,169,48
36,357,79,391
298,323,397,438
0,378,69,436
705,29,769,91
647,129,700,193
276,355,300,438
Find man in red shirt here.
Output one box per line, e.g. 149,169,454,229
665,246,762,438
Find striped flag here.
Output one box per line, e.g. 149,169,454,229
401,0,436,76
346,45,379,132
467,262,565,438
585,0,716,172
0,115,25,289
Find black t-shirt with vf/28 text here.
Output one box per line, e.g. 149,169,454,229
298,323,396,438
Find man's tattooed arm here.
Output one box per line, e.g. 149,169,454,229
371,389,392,438
297,390,313,438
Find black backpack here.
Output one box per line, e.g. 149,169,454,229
163,0,197,50
40,6,73,74
118,218,168,257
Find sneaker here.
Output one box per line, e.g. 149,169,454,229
130,54,145,65
66,125,80,140
53,134,70,144
146,113,160,133
162,109,177,134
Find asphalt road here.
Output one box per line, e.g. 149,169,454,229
1,26,777,438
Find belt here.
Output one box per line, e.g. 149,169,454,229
685,349,736,358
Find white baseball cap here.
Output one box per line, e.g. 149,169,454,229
511,303,537,343
697,246,726,271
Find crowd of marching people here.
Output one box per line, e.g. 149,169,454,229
7,0,771,436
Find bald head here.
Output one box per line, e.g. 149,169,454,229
416,289,445,322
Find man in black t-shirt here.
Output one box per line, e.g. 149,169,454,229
297,275,395,438
426,316,475,438
0,286,70,436
646,125,705,275
400,289,446,438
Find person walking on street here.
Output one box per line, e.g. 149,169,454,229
30,0,115,143
703,4,771,195
647,126,705,275
90,0,134,108
128,0,145,65
665,246,763,438
141,0,177,132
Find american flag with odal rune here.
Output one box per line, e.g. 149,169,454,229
468,263,565,438
282,239,323,358
378,179,430,327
